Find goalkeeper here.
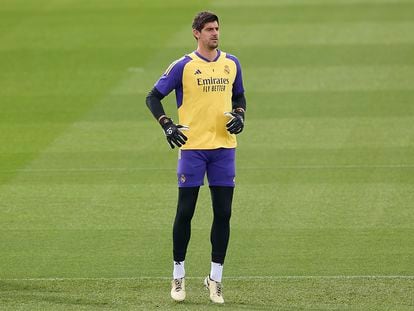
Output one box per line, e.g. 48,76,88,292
145,11,247,304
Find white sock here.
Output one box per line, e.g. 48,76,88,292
210,262,223,282
173,261,185,279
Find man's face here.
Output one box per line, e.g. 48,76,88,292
194,21,219,50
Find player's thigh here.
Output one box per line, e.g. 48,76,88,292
177,150,207,187
206,148,236,187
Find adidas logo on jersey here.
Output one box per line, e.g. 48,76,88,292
194,69,202,75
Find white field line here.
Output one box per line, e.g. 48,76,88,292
0,164,413,174
1,275,413,281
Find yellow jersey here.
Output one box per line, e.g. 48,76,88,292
154,50,245,150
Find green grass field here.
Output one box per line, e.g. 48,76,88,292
1,0,414,309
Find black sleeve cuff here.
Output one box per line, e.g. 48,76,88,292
146,87,166,120
232,93,247,112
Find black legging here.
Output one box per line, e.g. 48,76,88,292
173,186,234,264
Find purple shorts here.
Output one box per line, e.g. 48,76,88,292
177,148,236,187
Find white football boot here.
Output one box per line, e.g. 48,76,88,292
204,275,224,304
171,278,185,302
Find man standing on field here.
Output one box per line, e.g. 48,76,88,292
146,11,246,304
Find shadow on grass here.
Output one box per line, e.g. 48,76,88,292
0,281,111,308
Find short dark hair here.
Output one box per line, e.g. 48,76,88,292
192,11,219,32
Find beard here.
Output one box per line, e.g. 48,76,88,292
208,39,219,49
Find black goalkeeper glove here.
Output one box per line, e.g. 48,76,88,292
159,116,188,149
225,109,245,134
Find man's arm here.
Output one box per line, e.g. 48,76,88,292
146,87,188,149
226,92,246,134
232,92,246,113
146,87,166,121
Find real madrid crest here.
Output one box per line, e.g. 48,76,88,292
224,65,230,75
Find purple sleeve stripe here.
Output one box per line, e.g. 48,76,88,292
154,55,192,97
226,53,245,95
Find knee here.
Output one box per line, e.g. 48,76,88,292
213,206,231,223
176,203,195,222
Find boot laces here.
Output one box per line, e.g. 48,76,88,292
216,282,223,296
174,279,182,291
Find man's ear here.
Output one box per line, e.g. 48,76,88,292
192,29,200,40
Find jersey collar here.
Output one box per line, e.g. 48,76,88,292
194,49,221,62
